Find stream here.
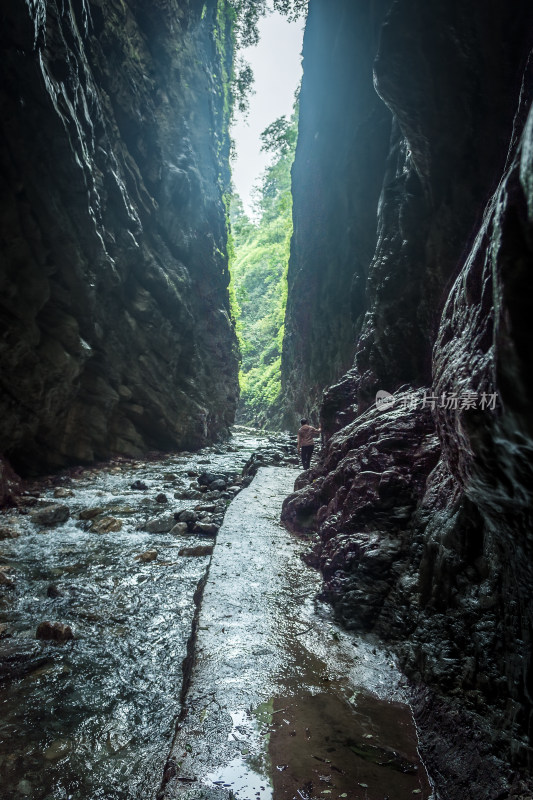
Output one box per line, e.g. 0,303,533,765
0,429,436,800
0,429,291,800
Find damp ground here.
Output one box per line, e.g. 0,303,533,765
160,467,436,800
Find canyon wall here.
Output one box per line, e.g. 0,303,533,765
282,0,533,796
280,0,392,425
0,0,239,474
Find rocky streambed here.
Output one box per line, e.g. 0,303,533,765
0,428,296,800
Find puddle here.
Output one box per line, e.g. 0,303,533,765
202,690,430,800
268,691,430,800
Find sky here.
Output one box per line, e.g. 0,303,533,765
230,9,305,218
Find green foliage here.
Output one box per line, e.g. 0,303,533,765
231,103,299,426
227,0,307,115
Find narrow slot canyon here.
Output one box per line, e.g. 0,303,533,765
1,2,533,800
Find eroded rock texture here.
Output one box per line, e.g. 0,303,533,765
283,0,533,796
280,0,392,425
0,0,239,474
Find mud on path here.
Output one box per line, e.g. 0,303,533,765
160,467,436,800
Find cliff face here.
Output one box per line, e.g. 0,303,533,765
0,0,239,474
280,0,392,426
282,0,533,795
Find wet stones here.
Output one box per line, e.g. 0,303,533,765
30,504,70,527
144,515,178,534
130,480,148,491
170,522,189,535
90,516,123,533
177,510,197,524
53,487,74,499
0,641,49,680
36,621,74,642
135,550,158,563
194,522,218,536
178,545,213,557
0,525,19,540
78,507,105,520
198,472,228,488
0,571,15,590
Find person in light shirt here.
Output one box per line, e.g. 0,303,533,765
297,418,321,470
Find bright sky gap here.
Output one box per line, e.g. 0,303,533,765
230,7,305,217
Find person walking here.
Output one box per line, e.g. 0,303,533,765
297,418,321,470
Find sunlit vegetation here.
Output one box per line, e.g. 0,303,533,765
227,0,307,113
230,103,298,426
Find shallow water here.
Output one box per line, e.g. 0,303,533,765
162,467,436,800
0,430,269,800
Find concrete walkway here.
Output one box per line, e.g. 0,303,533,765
160,467,433,800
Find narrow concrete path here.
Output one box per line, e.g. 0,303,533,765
160,467,434,800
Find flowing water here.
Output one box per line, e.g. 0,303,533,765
0,430,275,800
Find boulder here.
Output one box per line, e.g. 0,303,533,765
53,487,74,498
144,514,177,534
178,545,214,557
170,522,189,535
31,504,70,527
198,472,227,486
177,510,197,523
130,480,148,491
36,621,74,642
78,507,105,520
194,522,219,536
0,571,15,589
90,517,123,533
0,525,19,540
135,550,158,562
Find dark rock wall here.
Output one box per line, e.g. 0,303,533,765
0,0,239,474
280,0,392,426
282,0,533,795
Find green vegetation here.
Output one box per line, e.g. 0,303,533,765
227,0,307,114
230,102,298,426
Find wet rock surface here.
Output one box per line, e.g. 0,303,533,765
161,467,433,800
0,429,291,799
0,0,239,473
280,1,533,797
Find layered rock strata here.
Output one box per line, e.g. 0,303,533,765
0,0,239,474
282,0,533,796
